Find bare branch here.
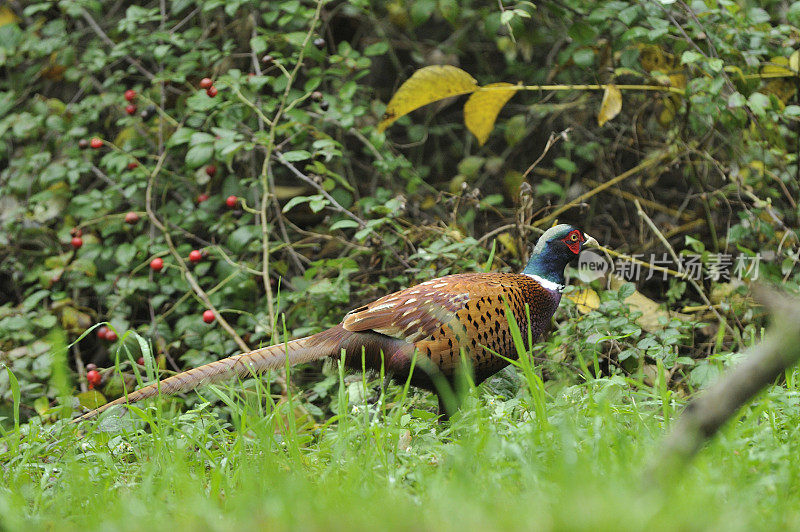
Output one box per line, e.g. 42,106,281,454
650,288,800,476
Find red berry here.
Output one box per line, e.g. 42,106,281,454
199,77,213,89
189,250,202,263
124,89,136,102
202,310,215,324
205,164,217,177
71,236,83,249
127,161,139,170
125,104,137,115
90,137,103,149
206,86,218,97
197,193,210,203
225,195,237,208
105,330,118,342
137,357,145,366
96,326,109,339
87,369,101,387
70,227,83,237
124,211,140,224
150,257,164,271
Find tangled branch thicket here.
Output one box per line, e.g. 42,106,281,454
0,0,798,421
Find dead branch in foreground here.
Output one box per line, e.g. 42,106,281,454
651,286,800,477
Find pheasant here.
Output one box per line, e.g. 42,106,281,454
73,224,597,422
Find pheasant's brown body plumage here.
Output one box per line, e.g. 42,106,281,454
73,225,595,422
337,272,561,388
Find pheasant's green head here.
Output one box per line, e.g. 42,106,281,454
522,224,598,288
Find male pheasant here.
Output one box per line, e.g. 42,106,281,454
74,224,596,422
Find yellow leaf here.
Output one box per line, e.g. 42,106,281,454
114,126,138,147
763,57,793,76
792,51,800,73
463,82,519,145
378,65,478,132
496,232,518,258
34,396,50,416
0,6,19,27
608,275,691,332
76,390,107,410
597,85,622,127
565,288,600,314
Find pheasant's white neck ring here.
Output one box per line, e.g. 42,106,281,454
524,273,565,293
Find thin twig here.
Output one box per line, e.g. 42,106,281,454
256,0,325,333
584,178,693,221
521,128,571,180
275,153,367,228
80,8,156,81
634,199,734,336
535,150,672,227
145,152,250,352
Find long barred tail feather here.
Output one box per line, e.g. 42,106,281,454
72,329,343,423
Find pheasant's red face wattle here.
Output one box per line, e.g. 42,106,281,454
561,229,583,254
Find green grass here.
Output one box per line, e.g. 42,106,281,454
3,365,800,531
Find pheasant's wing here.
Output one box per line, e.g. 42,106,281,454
341,274,476,343
341,273,528,343
342,272,557,379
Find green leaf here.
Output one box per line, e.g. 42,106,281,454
746,92,770,117
167,127,195,147
185,143,214,168
554,157,577,173
618,282,635,299
784,105,800,117
727,92,746,108
190,132,216,146
680,51,703,64
115,243,137,265
707,58,724,72
186,91,218,112
282,195,311,212
308,196,328,213
227,225,260,253
250,36,268,55
572,48,594,67
330,219,360,231
363,42,388,56
5,365,20,433
281,150,311,162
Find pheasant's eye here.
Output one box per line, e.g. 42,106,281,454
570,232,579,242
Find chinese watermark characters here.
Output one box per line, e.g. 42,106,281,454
578,251,760,282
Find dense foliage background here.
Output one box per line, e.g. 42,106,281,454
2,0,800,417
2,1,800,526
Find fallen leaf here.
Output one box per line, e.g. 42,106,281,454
496,232,519,258
565,288,600,314
609,275,691,331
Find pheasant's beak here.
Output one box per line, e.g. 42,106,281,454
583,234,599,249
